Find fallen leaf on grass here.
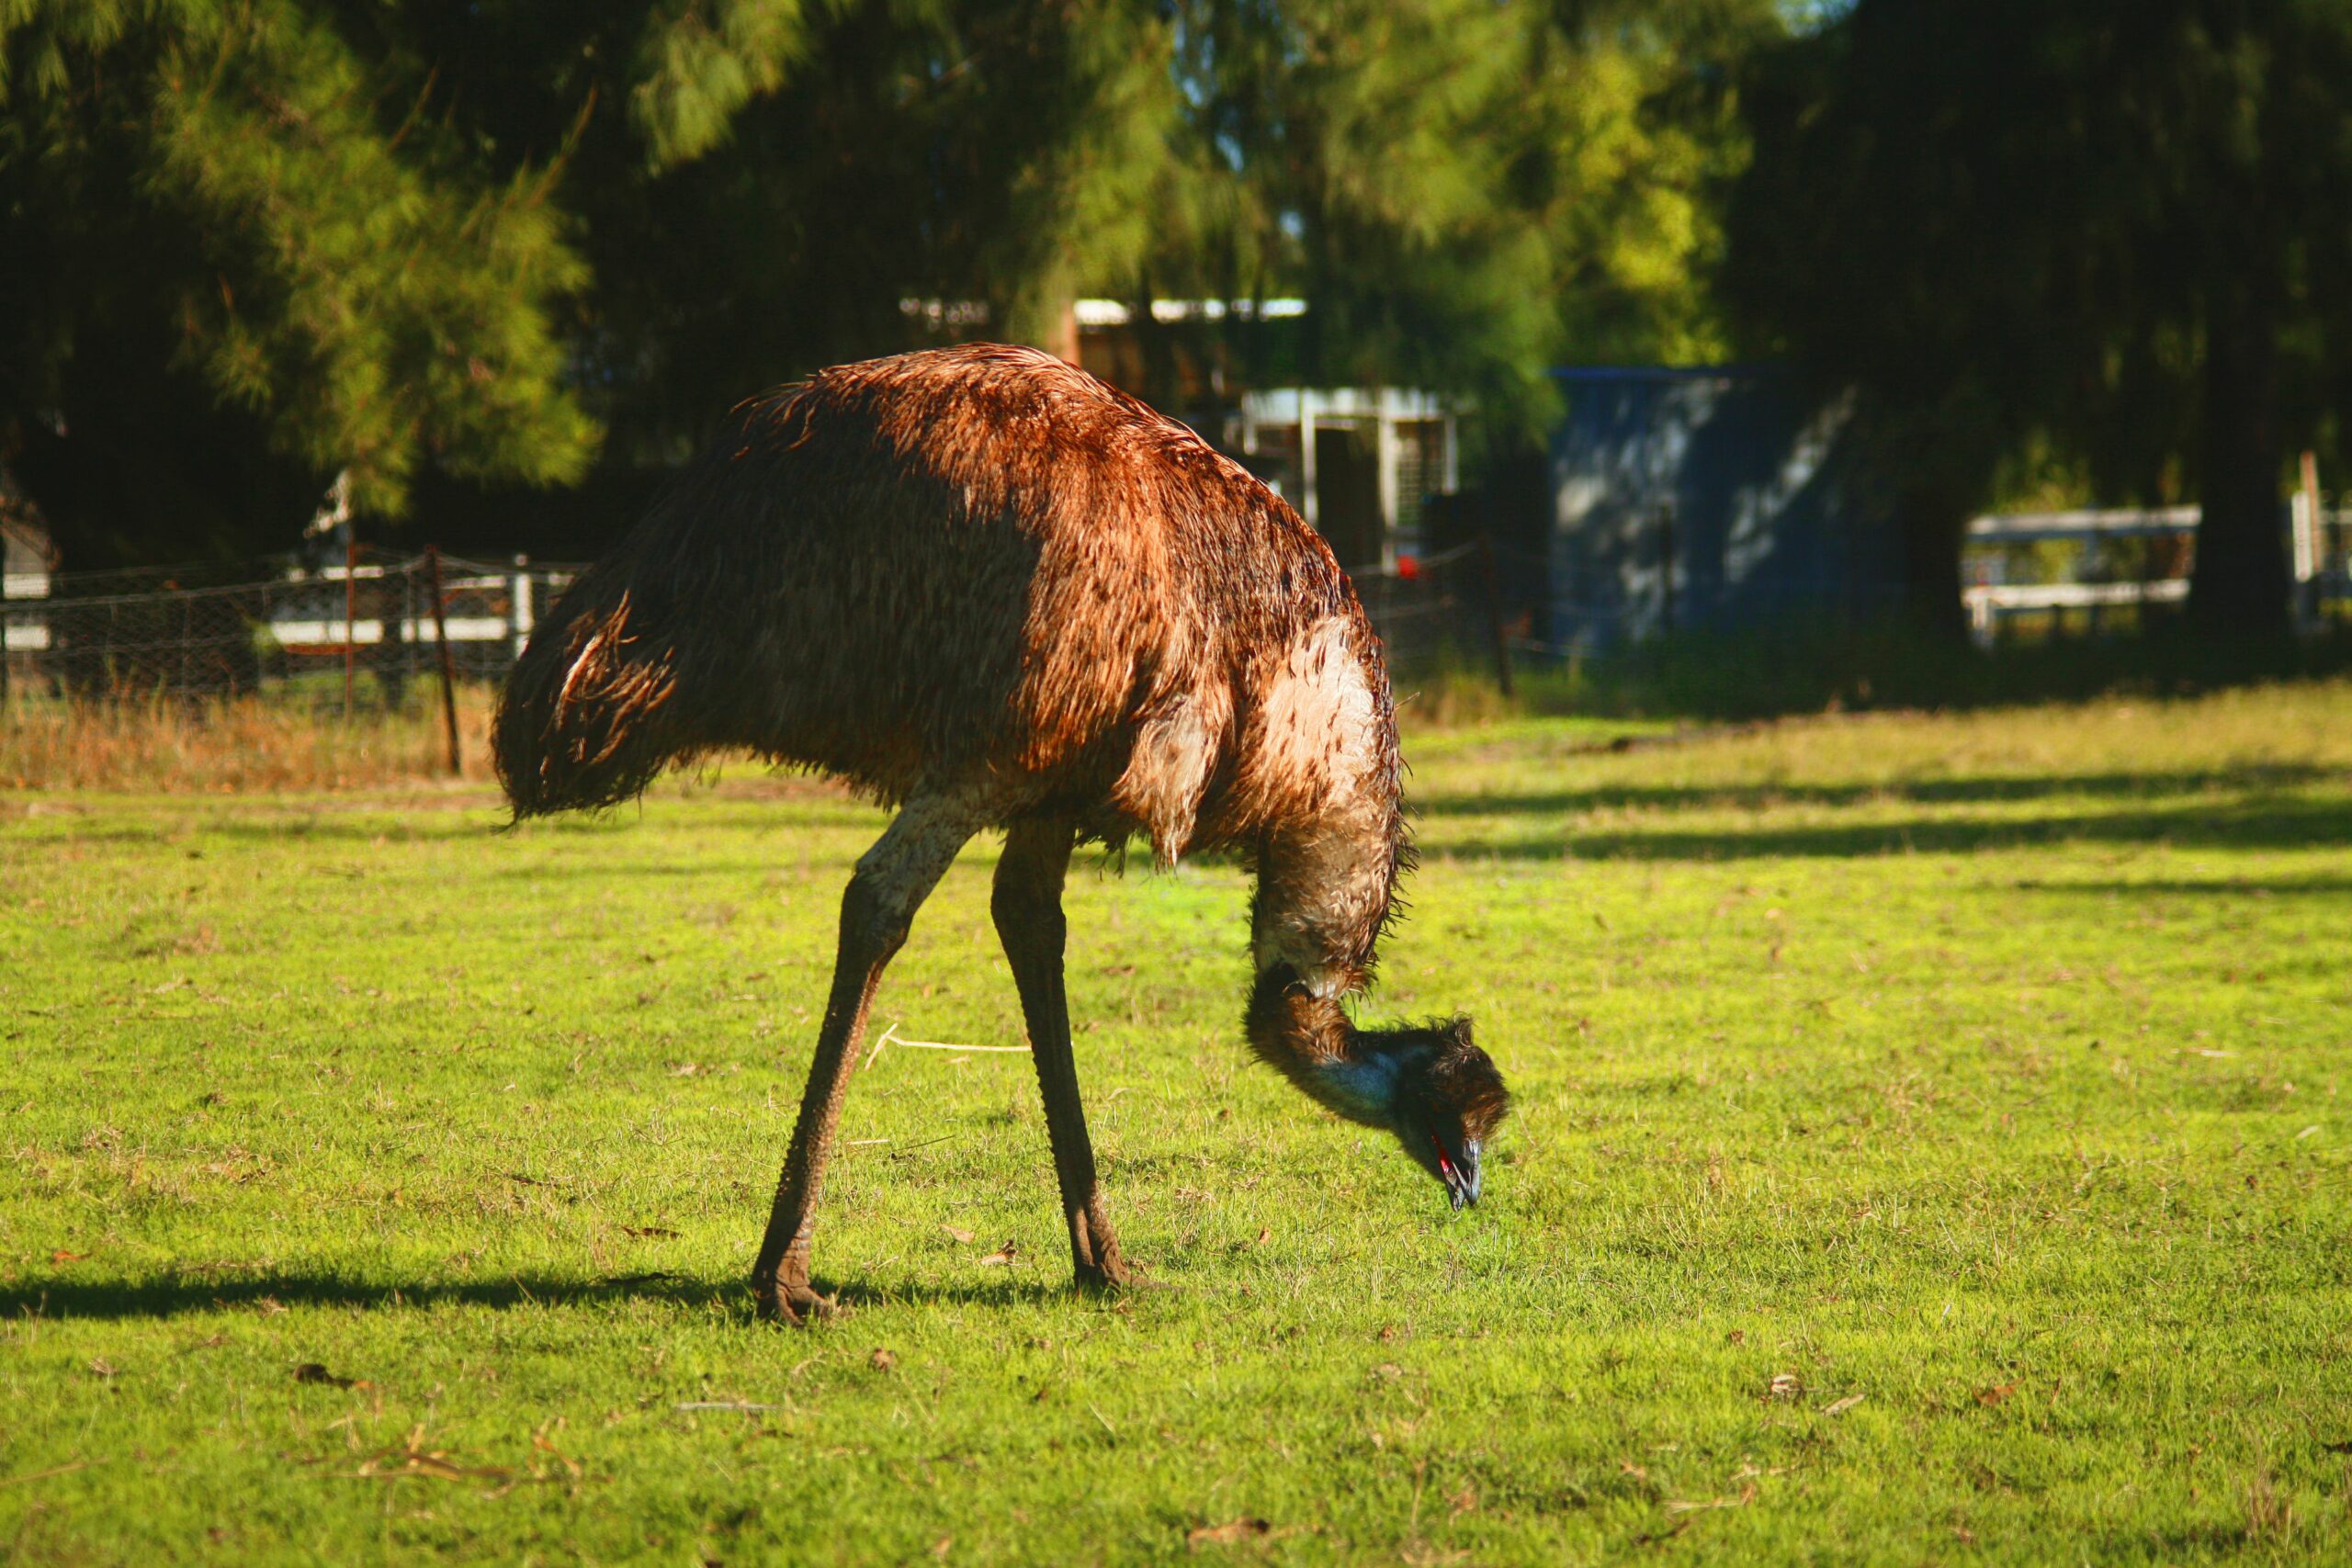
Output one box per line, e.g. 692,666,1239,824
943,1226,977,1245
1187,1517,1272,1548
869,1348,899,1371
0,1461,91,1488
294,1363,367,1390
352,1427,510,1485
1767,1372,1801,1400
253,1296,288,1317
50,1248,87,1265
1822,1393,1866,1416
87,1358,119,1379
978,1241,1018,1267
531,1421,582,1479
1665,1483,1758,1516
619,1225,679,1239
1975,1381,2019,1407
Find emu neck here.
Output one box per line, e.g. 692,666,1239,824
1243,969,1424,1129
1247,803,1402,994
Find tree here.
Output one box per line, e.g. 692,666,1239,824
5,1,1186,561
5,0,1784,567
0,1,599,560
1113,0,1777,433
1725,0,2352,641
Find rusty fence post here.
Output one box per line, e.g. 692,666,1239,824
426,547,461,777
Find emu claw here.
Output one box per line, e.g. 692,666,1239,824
1073,1263,1130,1297
754,1279,842,1326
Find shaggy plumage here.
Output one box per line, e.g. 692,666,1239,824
495,344,1509,1317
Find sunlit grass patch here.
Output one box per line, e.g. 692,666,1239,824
3,682,2349,1562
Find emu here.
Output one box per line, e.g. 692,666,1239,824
494,344,1509,1323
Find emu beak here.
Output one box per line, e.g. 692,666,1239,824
1435,1139,1481,1211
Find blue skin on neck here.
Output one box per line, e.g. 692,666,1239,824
1316,1044,1429,1126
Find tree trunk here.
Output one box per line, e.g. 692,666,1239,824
1897,495,1970,642
1855,402,1983,644
2188,276,2290,640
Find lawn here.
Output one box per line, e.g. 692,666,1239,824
3,684,2348,1563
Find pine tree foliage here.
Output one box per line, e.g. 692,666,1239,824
1141,0,1771,431
4,0,1778,559
627,0,819,170
2,0,596,520
537,0,1182,461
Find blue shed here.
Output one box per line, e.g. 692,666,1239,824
1544,367,1890,649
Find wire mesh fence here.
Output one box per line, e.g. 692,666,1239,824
0,550,582,708
5,540,1532,712
1344,541,1522,689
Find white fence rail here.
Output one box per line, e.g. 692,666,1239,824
1962,500,2350,646
1,554,578,701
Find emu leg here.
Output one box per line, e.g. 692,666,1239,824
992,818,1129,1292
752,796,976,1323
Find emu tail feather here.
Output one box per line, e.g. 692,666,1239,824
494,558,703,819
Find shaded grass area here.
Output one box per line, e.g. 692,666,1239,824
4,684,2351,1562
1407,620,2352,724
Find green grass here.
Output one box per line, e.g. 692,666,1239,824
5,684,2350,1563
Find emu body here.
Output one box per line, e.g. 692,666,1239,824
495,344,1508,1320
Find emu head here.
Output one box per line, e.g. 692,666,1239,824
1249,969,1511,1210
1358,1018,1510,1210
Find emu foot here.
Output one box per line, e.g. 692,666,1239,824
753,1276,842,1326
1073,1262,1128,1296
1072,1242,1132,1296
1068,1210,1133,1296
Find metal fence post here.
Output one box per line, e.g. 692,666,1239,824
511,556,534,665
1476,531,1516,700
343,535,357,718
2300,450,2325,630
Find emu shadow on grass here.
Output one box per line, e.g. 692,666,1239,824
0,1270,1074,1326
